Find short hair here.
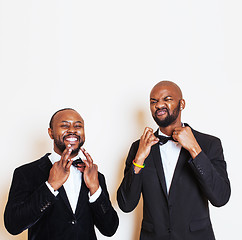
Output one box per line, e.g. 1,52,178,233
49,108,76,129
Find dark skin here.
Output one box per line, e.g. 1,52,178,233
47,109,99,195
134,81,202,173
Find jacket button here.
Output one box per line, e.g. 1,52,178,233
71,220,77,225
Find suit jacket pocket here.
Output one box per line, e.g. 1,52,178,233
189,217,210,232
141,220,154,233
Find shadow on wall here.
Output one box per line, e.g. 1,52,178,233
31,137,51,161
111,108,148,239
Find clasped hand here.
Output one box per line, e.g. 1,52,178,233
134,126,201,173
172,126,201,158
133,127,159,173
48,146,99,195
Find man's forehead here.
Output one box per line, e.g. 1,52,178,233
151,86,174,97
150,83,182,99
54,110,84,123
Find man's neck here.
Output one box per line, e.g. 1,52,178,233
53,148,79,158
159,122,183,136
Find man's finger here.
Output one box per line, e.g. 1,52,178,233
81,148,93,167
144,130,153,140
143,127,153,135
142,128,155,142
143,127,153,138
66,158,73,169
61,146,72,167
82,159,90,168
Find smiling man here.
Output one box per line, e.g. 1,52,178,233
117,81,231,240
4,108,119,240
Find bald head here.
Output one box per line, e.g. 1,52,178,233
48,108,85,156
150,81,183,99
49,108,82,129
149,81,185,130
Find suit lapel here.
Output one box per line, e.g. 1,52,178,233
58,186,74,213
151,143,168,198
37,154,90,216
152,129,191,199
75,179,89,216
38,154,75,214
168,123,194,198
37,154,52,180
168,147,190,199
57,181,87,216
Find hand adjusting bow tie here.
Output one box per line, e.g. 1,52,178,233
72,158,84,167
156,135,175,145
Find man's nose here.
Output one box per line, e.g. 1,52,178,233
155,100,165,109
67,125,76,133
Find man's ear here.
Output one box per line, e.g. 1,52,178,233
48,128,54,140
180,99,185,110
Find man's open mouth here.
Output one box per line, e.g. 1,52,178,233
156,108,168,116
64,135,80,143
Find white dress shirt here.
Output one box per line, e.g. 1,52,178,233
158,129,182,193
46,150,101,213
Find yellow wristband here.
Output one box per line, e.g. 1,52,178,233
133,160,145,169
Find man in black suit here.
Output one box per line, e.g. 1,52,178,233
117,81,230,240
4,108,119,240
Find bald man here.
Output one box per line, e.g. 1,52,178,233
117,81,230,240
4,108,119,240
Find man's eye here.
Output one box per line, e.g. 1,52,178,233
61,125,69,128
75,125,82,128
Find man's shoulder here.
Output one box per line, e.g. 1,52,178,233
14,153,51,173
188,124,221,146
133,139,140,145
192,128,220,141
129,139,140,151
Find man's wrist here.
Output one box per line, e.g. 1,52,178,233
45,181,59,196
89,186,102,203
189,145,202,159
133,155,146,174
134,155,145,165
89,184,100,196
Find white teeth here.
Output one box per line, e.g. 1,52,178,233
66,138,77,142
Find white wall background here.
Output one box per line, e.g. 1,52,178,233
0,0,241,239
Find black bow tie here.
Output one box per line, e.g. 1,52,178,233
156,135,174,145
72,158,84,167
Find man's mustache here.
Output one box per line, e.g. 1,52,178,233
155,107,169,115
63,134,81,141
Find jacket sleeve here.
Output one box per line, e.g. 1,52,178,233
117,141,143,213
89,173,119,237
188,136,231,207
4,168,57,235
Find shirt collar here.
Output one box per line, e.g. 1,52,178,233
158,123,184,137
48,149,80,165
158,129,169,137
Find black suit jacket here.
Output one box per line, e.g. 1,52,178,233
117,126,230,240
4,154,119,240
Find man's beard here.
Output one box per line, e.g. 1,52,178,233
153,101,181,128
54,137,84,155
